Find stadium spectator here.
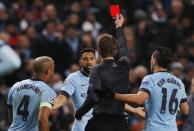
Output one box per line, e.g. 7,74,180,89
0,0,194,130
0,40,21,76
183,77,194,131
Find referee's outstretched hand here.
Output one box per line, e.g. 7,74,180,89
94,87,115,100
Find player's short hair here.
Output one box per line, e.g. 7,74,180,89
97,34,117,58
153,47,172,68
79,48,95,59
33,56,54,75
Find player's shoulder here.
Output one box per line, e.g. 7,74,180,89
41,82,56,95
66,70,80,81
9,82,19,93
11,79,30,89
29,79,53,92
141,74,156,86
169,73,184,85
165,73,185,90
149,72,170,80
0,40,5,47
143,74,154,81
21,79,32,83
8,79,30,94
40,81,52,90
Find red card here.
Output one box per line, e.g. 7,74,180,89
109,5,120,17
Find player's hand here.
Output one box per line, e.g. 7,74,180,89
94,87,115,100
75,110,82,120
115,14,124,28
135,107,145,118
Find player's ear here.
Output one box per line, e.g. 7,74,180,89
153,57,157,65
79,59,83,66
45,69,49,75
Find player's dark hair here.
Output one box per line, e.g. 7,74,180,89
97,34,118,58
153,47,172,68
80,48,95,59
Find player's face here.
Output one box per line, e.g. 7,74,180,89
79,52,97,72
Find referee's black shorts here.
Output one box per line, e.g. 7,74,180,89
85,113,128,131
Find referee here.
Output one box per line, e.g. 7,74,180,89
75,14,130,131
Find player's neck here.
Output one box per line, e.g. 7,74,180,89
154,66,167,73
32,74,48,83
81,68,90,77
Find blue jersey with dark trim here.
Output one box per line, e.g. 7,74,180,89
139,72,187,131
7,79,56,131
60,71,92,131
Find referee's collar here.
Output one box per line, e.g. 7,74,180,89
102,59,114,63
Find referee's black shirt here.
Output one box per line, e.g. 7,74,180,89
77,27,130,116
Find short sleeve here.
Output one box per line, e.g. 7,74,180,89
60,75,75,97
7,88,14,106
7,83,18,106
180,83,187,103
40,87,57,110
139,76,155,96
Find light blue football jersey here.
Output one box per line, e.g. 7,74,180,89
7,79,57,131
60,70,92,131
139,72,187,131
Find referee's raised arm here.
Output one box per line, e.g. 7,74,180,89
76,13,129,131
115,14,129,59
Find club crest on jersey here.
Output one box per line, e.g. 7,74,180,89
49,96,56,104
62,80,68,86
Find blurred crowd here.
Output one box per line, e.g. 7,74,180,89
1,0,194,130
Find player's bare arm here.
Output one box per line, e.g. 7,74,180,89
180,101,189,115
94,88,148,105
8,106,13,124
39,106,50,131
115,91,149,105
52,94,67,110
125,104,145,118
